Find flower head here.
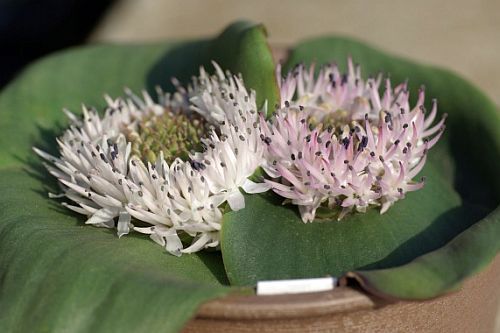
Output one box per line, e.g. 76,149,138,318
262,59,446,222
34,64,268,255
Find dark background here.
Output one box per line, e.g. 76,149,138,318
0,0,114,88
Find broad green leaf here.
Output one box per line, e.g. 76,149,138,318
222,165,486,284
221,36,500,299
351,206,500,300
0,168,228,333
0,21,276,332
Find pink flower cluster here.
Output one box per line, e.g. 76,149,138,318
261,59,446,222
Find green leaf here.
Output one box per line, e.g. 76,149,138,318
0,168,228,332
222,165,486,284
0,21,276,332
351,206,500,300
221,36,500,299
208,21,280,110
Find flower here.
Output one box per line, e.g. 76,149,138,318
262,59,446,222
34,64,268,255
186,62,263,124
186,62,270,210
191,118,270,211
33,105,136,237
127,157,224,255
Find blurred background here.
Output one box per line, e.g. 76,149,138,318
0,0,113,87
1,0,499,105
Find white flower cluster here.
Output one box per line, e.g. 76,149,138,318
35,59,445,254
35,63,268,256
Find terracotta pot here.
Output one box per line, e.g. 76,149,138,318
183,254,500,333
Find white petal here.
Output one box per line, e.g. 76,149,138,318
33,147,58,163
62,202,88,215
241,178,271,194
380,201,393,214
164,229,183,257
134,226,155,234
150,233,166,247
86,208,116,225
226,190,245,211
117,211,131,238
181,233,211,254
48,192,65,198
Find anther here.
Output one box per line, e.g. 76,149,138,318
360,136,368,149
342,137,350,149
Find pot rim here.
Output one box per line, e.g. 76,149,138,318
194,253,500,321
196,286,376,320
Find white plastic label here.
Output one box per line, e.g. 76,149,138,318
256,277,336,295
